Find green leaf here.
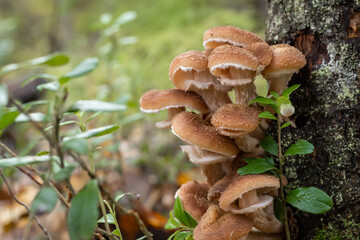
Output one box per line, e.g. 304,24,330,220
60,58,99,84
0,155,58,168
260,136,278,156
254,74,269,97
36,82,60,92
63,125,119,142
274,197,284,222
114,192,140,203
15,113,45,122
67,180,99,240
282,84,301,98
281,122,291,129
22,74,58,87
22,100,48,109
174,231,192,240
249,96,277,106
30,187,58,215
258,111,277,120
112,229,121,237
185,234,194,240
284,140,314,156
0,53,69,76
97,213,115,224
167,229,184,240
0,84,9,107
237,158,278,175
270,91,279,99
165,211,183,229
286,187,333,214
67,100,126,112
62,138,89,155
173,197,197,228
54,165,76,181
0,109,19,130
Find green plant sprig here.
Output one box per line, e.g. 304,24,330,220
239,84,333,240
165,197,197,240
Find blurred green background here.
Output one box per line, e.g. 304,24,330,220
0,0,266,187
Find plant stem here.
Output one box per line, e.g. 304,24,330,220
277,120,290,240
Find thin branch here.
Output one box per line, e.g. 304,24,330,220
70,152,154,240
0,169,53,240
96,227,120,240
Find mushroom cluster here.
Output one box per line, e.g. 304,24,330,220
140,26,306,239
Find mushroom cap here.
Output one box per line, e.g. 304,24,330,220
203,26,263,49
193,205,252,240
207,172,239,202
211,104,261,136
219,174,280,214
139,89,209,113
171,111,239,156
175,181,211,221
244,42,273,69
208,45,259,75
262,45,306,78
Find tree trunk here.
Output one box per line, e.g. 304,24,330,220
266,1,360,239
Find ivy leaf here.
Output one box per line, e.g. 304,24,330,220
30,187,58,215
286,187,333,214
258,111,277,120
281,122,291,129
249,96,277,106
67,180,99,240
284,140,314,156
237,158,278,175
281,84,301,98
260,136,278,156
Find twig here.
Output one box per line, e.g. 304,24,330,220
96,227,120,240
70,152,154,240
0,169,53,240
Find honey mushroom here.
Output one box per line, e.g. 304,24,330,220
139,88,209,129
169,50,232,113
208,45,259,105
171,111,239,185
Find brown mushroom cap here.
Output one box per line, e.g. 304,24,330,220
209,45,259,82
193,205,252,240
172,111,239,156
175,181,210,221
140,89,209,113
203,26,263,49
219,174,280,214
262,45,306,78
211,104,261,136
245,42,273,71
207,172,239,202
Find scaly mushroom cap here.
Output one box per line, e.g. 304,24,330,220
207,172,239,202
193,205,252,240
139,89,209,113
203,26,263,49
211,104,261,136
245,42,273,72
175,181,211,221
171,111,239,156
262,45,306,78
219,174,280,214
208,45,259,86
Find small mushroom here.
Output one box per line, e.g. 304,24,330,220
248,201,284,234
203,26,263,50
193,205,253,240
169,50,231,112
175,181,211,221
208,45,259,104
139,89,209,129
262,44,306,95
211,103,264,154
219,174,279,214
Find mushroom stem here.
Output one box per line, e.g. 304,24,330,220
238,190,259,209
267,74,292,95
247,203,284,233
227,67,257,104
234,83,256,104
234,134,265,155
155,107,185,129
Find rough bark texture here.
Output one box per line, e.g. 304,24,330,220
266,0,360,239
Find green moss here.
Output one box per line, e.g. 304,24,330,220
313,220,360,240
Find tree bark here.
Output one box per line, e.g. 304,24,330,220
266,1,360,239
